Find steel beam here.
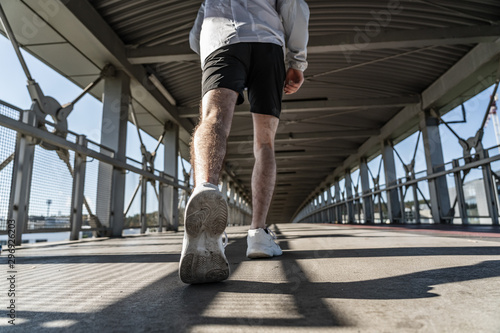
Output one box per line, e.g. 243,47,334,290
96,70,130,237
228,129,380,144
420,110,451,224
308,25,500,54
161,122,180,231
344,172,355,223
480,150,499,225
126,25,500,64
359,159,374,223
8,110,36,246
334,181,342,223
70,135,87,240
381,141,401,223
179,96,420,118
452,160,468,224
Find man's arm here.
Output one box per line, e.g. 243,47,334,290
277,0,310,94
189,2,206,55
278,0,310,72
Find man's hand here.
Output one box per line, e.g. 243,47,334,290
284,68,304,95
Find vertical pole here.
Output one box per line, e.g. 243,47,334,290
161,121,179,231
398,179,406,224
70,135,87,240
360,159,373,223
452,160,468,224
228,182,235,226
326,185,333,223
420,111,451,223
345,171,355,223
480,149,499,225
8,110,36,246
334,181,341,223
140,164,148,234
381,140,401,223
96,70,130,237
412,177,421,224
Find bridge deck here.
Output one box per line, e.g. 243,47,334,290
3,224,500,332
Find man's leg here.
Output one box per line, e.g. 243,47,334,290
180,88,237,284
246,113,283,258
191,88,238,186
250,113,279,229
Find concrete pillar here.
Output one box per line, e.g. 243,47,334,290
420,110,451,223
360,159,374,223
8,110,36,245
96,70,130,237
70,135,87,240
381,140,402,223
160,121,179,231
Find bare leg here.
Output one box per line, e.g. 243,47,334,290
250,113,279,229
191,88,238,186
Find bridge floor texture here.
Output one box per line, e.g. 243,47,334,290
2,224,500,332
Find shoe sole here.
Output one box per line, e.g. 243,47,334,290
247,251,273,259
179,190,229,284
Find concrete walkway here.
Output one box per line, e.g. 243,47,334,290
2,223,500,332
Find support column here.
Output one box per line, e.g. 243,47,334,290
345,171,355,223
8,110,36,246
420,110,451,223
326,185,333,223
96,70,130,237
452,159,468,224
381,140,402,223
140,163,148,234
360,159,374,224
480,149,499,225
70,135,87,240
160,121,179,231
334,181,342,223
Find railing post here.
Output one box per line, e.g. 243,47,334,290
96,70,130,237
360,159,374,223
70,135,87,240
382,140,402,223
8,110,36,246
345,171,355,223
161,121,179,231
420,110,452,223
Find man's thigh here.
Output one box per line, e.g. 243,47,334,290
247,43,286,119
201,44,251,105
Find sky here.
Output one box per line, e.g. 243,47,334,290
0,35,498,218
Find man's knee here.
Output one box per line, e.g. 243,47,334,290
254,141,274,158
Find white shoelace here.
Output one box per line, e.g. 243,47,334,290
223,231,228,248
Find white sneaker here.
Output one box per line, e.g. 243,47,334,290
179,182,230,284
246,227,283,259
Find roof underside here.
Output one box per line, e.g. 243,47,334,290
1,0,500,223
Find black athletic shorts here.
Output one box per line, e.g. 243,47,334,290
201,42,286,118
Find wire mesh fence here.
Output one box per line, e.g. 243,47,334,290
0,102,20,232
